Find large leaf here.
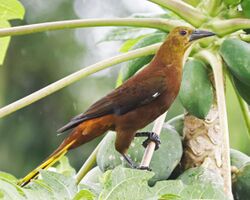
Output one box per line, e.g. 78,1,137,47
0,0,24,20
97,125,183,185
98,166,228,200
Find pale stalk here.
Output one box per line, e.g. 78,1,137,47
148,0,207,27
240,34,250,42
0,43,161,118
197,51,233,199
75,142,102,184
0,18,187,37
140,112,167,167
208,18,250,36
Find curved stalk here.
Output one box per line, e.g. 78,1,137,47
76,142,101,184
0,43,161,118
208,18,250,36
148,0,207,27
197,51,233,199
240,34,250,42
0,18,187,37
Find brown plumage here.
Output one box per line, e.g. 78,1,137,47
19,26,215,186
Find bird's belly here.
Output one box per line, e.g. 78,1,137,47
115,93,175,131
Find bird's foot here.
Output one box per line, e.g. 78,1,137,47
136,131,161,150
137,166,152,171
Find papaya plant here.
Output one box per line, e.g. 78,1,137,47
1,0,250,199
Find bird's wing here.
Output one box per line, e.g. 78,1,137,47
57,75,166,133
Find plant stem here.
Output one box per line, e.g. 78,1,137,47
197,51,233,199
0,18,187,37
140,112,167,167
148,0,207,27
227,72,250,137
76,142,101,184
208,18,250,36
0,43,161,118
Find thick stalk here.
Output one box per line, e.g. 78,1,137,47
140,112,167,167
197,51,232,199
0,43,161,118
148,0,207,27
0,18,187,38
208,18,250,36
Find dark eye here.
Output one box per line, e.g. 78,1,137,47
180,30,187,36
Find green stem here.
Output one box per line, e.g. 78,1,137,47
227,71,250,137
148,0,207,27
76,142,101,184
205,0,222,17
0,43,161,118
208,18,250,36
0,18,187,37
182,0,200,7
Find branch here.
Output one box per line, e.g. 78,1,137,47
0,43,161,118
197,51,233,199
208,18,250,36
140,112,167,167
0,18,187,37
148,0,207,27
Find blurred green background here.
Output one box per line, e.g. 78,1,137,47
0,0,249,178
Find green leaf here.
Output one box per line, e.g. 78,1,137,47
119,35,146,53
55,156,76,177
223,0,241,6
98,166,228,200
179,59,213,119
0,21,10,65
73,190,95,200
39,170,77,199
97,125,183,185
177,166,224,189
0,171,18,183
242,0,250,18
0,179,26,200
0,0,25,20
80,166,103,195
100,27,157,42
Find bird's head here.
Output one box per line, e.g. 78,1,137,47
167,26,215,51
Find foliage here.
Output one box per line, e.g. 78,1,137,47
1,0,250,199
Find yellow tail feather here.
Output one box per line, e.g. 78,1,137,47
18,140,75,187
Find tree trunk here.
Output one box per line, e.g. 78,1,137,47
182,104,233,198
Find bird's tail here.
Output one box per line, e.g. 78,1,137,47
18,140,75,187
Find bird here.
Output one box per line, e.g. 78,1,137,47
18,26,215,186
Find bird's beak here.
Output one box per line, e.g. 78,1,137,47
189,30,215,42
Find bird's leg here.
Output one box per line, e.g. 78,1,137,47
121,153,137,168
122,153,152,171
135,131,161,150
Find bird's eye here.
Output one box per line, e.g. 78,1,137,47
180,30,187,36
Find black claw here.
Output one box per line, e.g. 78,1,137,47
137,166,152,171
140,132,161,150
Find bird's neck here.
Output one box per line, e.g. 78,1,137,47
150,39,186,69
